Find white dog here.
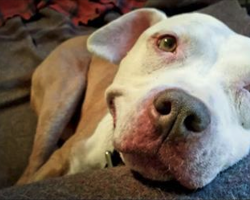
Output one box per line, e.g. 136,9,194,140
17,8,250,189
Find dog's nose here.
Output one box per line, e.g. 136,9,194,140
153,89,211,140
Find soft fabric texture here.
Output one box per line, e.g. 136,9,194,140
0,0,147,27
0,0,250,198
0,153,250,199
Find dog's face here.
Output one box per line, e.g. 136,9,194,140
88,9,250,189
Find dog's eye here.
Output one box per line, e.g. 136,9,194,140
157,36,177,52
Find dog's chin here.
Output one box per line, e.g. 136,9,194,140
120,153,173,182
114,110,231,189
119,143,226,190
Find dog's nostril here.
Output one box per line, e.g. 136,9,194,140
184,114,206,132
155,101,172,115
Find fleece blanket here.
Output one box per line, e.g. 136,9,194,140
0,0,250,199
0,0,146,27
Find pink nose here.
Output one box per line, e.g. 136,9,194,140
153,89,211,140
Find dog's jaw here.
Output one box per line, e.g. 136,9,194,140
115,123,248,189
110,86,250,189
159,133,229,189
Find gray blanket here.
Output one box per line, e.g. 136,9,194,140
0,0,250,199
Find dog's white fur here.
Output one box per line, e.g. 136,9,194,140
19,9,250,189
85,9,250,189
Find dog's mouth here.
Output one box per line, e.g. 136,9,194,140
112,105,226,189
115,135,226,190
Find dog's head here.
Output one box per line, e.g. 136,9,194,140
87,9,250,189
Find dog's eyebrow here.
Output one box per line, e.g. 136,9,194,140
150,32,162,39
150,31,177,39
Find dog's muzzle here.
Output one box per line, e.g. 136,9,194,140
110,88,219,189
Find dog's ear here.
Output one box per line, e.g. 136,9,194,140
87,8,166,64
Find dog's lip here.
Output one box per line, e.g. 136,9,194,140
118,137,214,189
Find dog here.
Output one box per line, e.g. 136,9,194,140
17,8,250,189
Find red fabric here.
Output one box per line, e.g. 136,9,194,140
0,0,147,26
0,0,36,22
37,0,115,25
